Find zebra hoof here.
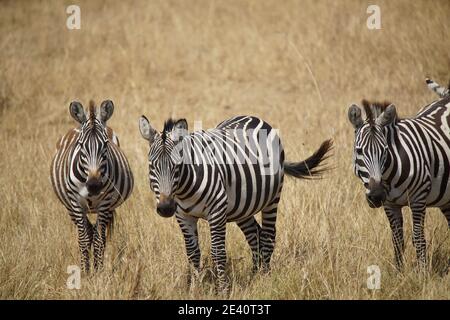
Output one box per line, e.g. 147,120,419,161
216,281,230,296
93,261,105,273
261,263,271,274
251,266,259,275
250,263,270,275
214,272,230,296
187,268,205,290
394,262,404,273
414,262,429,275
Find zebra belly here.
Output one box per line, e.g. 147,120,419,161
224,171,283,222
175,194,277,222
385,179,450,208
175,195,211,218
427,178,450,207
77,193,125,212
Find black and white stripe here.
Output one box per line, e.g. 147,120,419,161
139,115,332,290
426,77,450,98
51,100,133,272
348,83,450,270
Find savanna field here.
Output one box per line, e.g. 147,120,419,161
1,0,450,299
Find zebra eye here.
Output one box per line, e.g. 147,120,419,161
355,147,363,155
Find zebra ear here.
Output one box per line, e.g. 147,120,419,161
171,119,188,143
139,115,157,143
100,100,114,123
348,104,363,129
376,104,397,127
69,101,86,124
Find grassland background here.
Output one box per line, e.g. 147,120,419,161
0,0,449,299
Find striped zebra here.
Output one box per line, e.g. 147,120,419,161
51,100,133,272
139,115,332,291
426,77,450,98
347,84,450,270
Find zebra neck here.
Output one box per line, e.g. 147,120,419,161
174,160,190,196
381,124,398,185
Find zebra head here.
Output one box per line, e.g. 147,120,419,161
426,77,450,98
70,100,115,197
348,100,397,208
139,116,188,218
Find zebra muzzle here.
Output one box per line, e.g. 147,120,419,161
366,178,386,208
86,177,103,196
157,195,176,218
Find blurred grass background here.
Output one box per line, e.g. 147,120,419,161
0,0,449,299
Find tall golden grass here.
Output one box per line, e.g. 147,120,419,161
0,0,449,299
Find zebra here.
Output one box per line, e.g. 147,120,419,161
139,115,332,291
347,87,450,270
426,77,450,98
51,100,134,272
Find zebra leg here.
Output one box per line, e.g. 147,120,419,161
260,197,279,272
236,216,262,273
176,213,201,286
384,206,404,270
411,203,427,271
93,210,114,271
74,214,93,273
208,214,228,293
442,207,450,229
440,207,450,271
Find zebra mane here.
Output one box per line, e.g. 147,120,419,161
88,100,96,122
362,99,393,126
162,118,177,142
86,100,105,133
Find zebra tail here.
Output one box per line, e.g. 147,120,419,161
284,139,333,179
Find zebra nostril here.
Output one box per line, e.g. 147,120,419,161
156,201,176,218
86,179,103,195
366,191,385,208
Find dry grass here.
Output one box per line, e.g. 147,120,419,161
1,0,449,299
